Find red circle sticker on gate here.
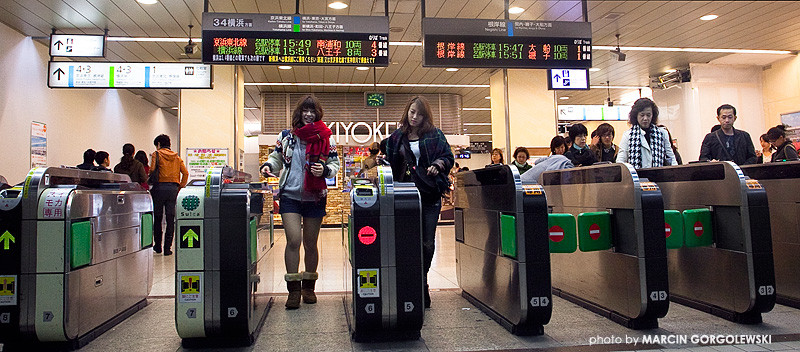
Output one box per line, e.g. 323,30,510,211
358,226,377,245
549,226,565,242
589,223,601,240
665,223,672,238
693,221,704,237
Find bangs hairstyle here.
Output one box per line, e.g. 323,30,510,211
550,135,566,154
291,95,324,129
628,98,659,126
399,96,435,135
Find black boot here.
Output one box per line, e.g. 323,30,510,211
163,233,174,256
424,284,431,308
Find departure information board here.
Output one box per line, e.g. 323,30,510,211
202,13,389,66
48,62,212,89
423,18,591,69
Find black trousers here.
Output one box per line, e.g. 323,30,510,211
421,199,442,282
151,183,180,250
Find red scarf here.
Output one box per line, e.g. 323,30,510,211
293,121,333,193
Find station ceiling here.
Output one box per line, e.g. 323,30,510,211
2,0,799,140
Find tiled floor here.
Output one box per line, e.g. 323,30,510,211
68,224,800,351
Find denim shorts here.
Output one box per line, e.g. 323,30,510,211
279,195,327,218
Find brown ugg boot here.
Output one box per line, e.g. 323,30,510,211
301,271,319,304
285,273,302,309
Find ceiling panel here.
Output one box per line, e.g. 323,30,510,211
2,0,800,130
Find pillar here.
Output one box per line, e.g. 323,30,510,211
490,69,557,161
179,65,245,170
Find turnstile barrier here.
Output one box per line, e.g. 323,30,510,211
454,165,552,335
638,161,775,324
0,167,153,349
345,166,424,342
540,163,669,329
175,167,274,347
740,162,799,308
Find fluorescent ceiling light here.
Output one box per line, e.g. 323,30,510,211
700,14,718,21
592,45,792,55
463,107,490,111
589,68,601,72
509,7,525,14
356,67,370,71
137,0,158,4
244,107,260,110
464,123,492,126
328,2,348,9
559,96,570,100
245,82,490,88
171,107,178,110
465,133,492,136
445,68,459,72
485,96,491,99
390,42,422,46
107,37,202,42
278,66,292,70
589,85,649,89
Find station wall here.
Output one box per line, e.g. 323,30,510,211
0,21,179,184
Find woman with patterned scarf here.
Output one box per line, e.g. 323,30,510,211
260,95,340,309
616,98,677,169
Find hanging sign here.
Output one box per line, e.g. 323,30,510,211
48,62,212,89
50,34,106,57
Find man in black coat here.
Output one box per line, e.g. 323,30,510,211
699,104,757,165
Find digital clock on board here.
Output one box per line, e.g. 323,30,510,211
365,92,386,107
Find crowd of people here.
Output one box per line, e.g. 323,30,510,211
76,134,189,256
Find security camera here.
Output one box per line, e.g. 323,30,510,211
610,48,626,62
184,40,198,55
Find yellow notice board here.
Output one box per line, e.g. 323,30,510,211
179,273,202,303
0,275,17,306
357,269,379,298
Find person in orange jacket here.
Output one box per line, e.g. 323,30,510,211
149,134,189,256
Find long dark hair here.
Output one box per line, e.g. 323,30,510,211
135,150,149,166
628,98,659,126
399,96,435,136
290,95,324,129
766,124,787,142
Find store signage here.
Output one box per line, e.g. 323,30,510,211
325,121,398,144
423,18,591,68
48,62,212,89
548,69,589,90
50,34,105,57
202,13,389,66
557,105,630,121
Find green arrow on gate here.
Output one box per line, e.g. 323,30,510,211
182,229,199,248
0,231,15,250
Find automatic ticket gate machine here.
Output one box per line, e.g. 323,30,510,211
540,163,670,329
175,167,274,347
740,161,800,308
0,167,153,349
345,166,424,342
453,165,552,335
636,162,775,323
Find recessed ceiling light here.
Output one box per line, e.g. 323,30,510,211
559,96,570,100
356,67,369,71
509,7,525,14
136,0,158,4
328,2,348,9
445,68,459,72
589,68,601,72
700,14,718,21
278,66,292,70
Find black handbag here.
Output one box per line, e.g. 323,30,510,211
147,152,160,185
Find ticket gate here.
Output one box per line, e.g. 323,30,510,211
540,163,670,329
345,166,424,342
740,162,800,308
0,167,153,349
453,165,551,335
175,167,274,347
636,162,775,323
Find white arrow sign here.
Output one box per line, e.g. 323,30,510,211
50,34,105,57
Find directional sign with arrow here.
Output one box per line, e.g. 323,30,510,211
52,68,65,81
180,226,201,249
0,231,14,250
49,34,105,57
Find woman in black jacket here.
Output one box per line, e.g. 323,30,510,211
385,96,454,308
766,125,799,162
